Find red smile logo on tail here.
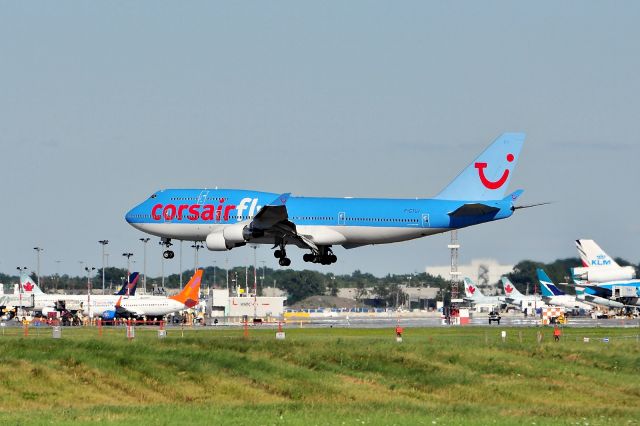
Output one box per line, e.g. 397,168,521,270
475,153,514,190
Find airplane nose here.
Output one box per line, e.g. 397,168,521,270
125,208,135,223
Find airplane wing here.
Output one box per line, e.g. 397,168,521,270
250,193,319,253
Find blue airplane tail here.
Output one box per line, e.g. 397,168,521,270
115,272,139,296
435,133,525,201
537,268,565,297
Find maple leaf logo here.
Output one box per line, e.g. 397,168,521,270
505,284,514,294
468,285,476,295
23,282,34,292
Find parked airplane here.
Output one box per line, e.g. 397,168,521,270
12,272,140,317
17,272,140,297
572,239,636,282
574,285,627,309
500,277,547,311
463,277,504,308
125,133,532,266
100,269,202,320
537,269,593,311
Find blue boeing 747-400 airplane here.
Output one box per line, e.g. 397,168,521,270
125,133,529,266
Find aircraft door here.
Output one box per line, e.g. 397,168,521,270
338,212,346,225
421,213,430,228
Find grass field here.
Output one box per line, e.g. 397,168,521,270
0,325,639,425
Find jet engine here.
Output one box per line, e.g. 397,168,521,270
205,225,260,251
571,266,636,283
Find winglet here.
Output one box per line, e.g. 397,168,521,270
169,269,203,308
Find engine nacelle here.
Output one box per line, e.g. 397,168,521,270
102,309,116,321
206,232,233,251
571,266,636,283
223,224,250,243
206,225,262,251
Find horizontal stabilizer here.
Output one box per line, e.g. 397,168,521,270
448,203,500,217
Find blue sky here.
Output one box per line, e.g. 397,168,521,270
1,2,639,278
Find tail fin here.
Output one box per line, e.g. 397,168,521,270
115,272,139,296
575,239,619,267
537,269,565,297
463,277,481,299
501,277,523,298
169,269,203,308
19,273,45,295
435,133,525,201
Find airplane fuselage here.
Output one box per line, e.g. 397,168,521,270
126,189,514,248
543,295,592,311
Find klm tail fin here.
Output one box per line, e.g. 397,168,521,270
19,273,45,295
537,269,565,297
435,133,525,201
575,239,619,267
501,277,523,298
115,272,139,296
169,269,203,308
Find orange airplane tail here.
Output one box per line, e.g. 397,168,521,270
169,269,203,308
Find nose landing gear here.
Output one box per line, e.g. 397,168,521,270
160,238,174,259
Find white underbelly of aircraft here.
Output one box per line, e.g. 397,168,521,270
298,226,447,245
132,222,447,246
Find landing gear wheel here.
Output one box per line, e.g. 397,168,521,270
163,250,174,259
274,250,283,259
303,253,314,262
279,257,291,267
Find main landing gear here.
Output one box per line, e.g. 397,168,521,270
160,238,175,259
273,247,291,267
303,246,337,265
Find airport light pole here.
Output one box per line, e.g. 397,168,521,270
139,238,150,294
98,240,109,293
16,266,28,317
122,253,133,288
191,243,204,272
33,247,43,289
85,266,96,318
179,240,183,287
54,260,62,292
225,258,230,319
179,240,184,288
158,240,165,288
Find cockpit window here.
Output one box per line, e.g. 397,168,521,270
150,193,158,199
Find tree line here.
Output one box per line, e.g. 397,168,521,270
1,257,638,305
